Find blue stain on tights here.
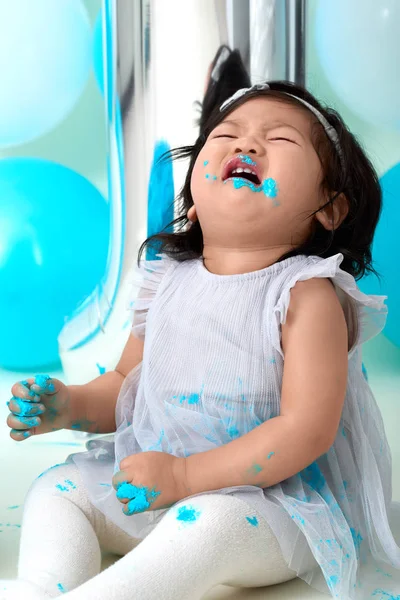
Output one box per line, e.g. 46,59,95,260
37,463,68,479
116,482,161,515
57,583,67,593
56,479,77,492
176,505,201,523
246,516,259,527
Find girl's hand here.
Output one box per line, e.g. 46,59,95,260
7,375,70,441
112,452,189,515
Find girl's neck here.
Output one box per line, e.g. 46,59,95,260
201,245,293,276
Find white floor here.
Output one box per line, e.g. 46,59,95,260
0,334,399,599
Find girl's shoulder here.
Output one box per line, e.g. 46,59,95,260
270,253,388,358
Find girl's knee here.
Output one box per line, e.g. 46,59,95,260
163,493,264,537
24,461,98,527
29,461,77,495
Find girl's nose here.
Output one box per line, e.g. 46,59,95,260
233,137,265,156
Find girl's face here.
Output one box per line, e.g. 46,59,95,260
190,96,328,256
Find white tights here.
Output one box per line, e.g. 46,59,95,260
1,463,303,600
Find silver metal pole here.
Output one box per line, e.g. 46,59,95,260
285,0,306,85
59,0,307,382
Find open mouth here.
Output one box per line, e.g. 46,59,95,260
227,167,261,186
222,156,262,186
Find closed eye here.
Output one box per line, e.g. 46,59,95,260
269,137,296,143
213,134,236,139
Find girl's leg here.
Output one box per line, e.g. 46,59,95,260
56,493,306,600
0,463,138,599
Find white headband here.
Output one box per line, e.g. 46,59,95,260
220,84,344,166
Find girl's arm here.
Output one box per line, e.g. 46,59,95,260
184,278,348,494
65,333,144,434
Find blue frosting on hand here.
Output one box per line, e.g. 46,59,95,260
9,397,44,417
14,416,40,427
116,482,161,515
34,374,55,392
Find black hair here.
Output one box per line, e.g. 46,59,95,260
139,46,382,281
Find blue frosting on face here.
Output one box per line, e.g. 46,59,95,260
238,154,257,166
230,177,279,200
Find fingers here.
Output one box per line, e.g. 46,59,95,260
111,472,130,504
10,429,33,441
11,380,41,403
112,475,161,514
112,470,129,492
7,414,41,431
7,397,45,417
30,374,56,396
7,376,51,442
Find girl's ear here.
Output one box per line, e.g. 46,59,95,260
187,205,198,223
316,193,349,231
198,45,251,133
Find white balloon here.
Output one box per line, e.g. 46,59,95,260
0,0,92,147
315,0,400,128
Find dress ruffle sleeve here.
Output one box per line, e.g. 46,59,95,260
270,253,388,360
126,254,176,340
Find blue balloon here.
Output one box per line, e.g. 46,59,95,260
0,0,92,147
93,9,104,93
315,0,400,128
359,163,400,347
0,158,110,370
146,140,175,261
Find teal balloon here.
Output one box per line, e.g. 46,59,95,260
0,0,91,147
359,163,400,347
315,0,400,128
0,158,110,370
93,9,104,93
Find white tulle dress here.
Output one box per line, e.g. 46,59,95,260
70,252,400,600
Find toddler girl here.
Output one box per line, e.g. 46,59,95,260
3,47,400,600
